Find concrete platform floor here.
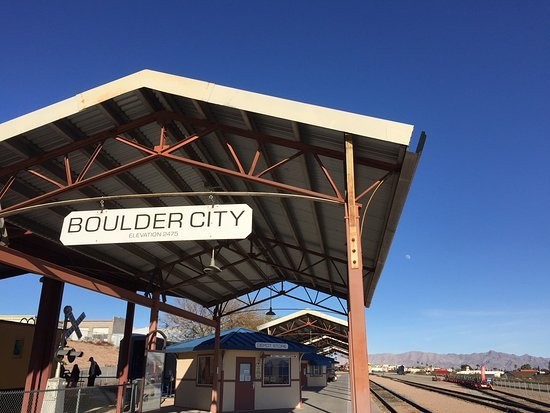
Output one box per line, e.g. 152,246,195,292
155,373,380,413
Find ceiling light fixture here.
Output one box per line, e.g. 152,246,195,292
204,248,221,274
265,288,276,316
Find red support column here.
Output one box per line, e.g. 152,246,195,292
22,277,64,413
345,135,371,413
116,301,135,413
347,303,355,408
210,314,221,413
148,291,159,350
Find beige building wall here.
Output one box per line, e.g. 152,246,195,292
306,372,327,387
175,352,215,411
253,351,301,411
68,318,123,342
0,321,35,389
0,320,58,390
174,349,302,412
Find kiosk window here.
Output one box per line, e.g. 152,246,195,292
263,357,290,386
197,355,213,385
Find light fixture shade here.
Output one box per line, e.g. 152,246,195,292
204,248,221,273
265,307,276,316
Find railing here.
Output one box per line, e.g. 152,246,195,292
0,381,142,413
493,378,550,400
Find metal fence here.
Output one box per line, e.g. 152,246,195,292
493,378,550,401
0,381,141,413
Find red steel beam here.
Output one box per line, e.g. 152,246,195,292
0,112,161,180
274,320,318,336
161,152,342,203
2,131,345,217
22,277,64,413
313,153,343,200
276,325,348,340
116,302,135,413
0,154,156,215
255,150,304,179
0,246,216,327
345,135,371,413
148,290,160,351
1,109,397,215
211,314,222,413
165,111,401,171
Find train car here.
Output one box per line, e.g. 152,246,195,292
432,368,450,381
396,365,405,375
445,365,493,390
444,373,493,389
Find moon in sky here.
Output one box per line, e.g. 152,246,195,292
405,254,411,260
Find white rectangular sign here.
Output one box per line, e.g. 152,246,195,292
255,342,289,350
60,204,252,245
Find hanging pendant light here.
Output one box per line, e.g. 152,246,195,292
265,288,276,316
204,248,221,273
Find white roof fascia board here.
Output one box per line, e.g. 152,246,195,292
257,309,348,331
0,70,413,146
304,336,348,346
365,150,421,306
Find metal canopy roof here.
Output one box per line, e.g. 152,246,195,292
0,70,422,309
166,327,315,354
257,310,349,355
302,352,336,366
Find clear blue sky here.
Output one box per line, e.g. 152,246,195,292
1,1,549,358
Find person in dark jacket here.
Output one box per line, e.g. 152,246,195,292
68,364,80,387
87,357,99,386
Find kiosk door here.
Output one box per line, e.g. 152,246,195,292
301,361,308,387
235,357,255,411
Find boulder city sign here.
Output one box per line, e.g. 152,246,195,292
60,204,252,245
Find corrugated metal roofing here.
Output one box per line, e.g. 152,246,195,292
302,352,335,366
0,70,423,309
166,327,315,353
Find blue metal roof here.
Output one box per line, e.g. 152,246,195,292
166,327,315,353
302,352,336,366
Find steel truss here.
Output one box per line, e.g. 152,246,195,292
221,282,348,317
0,111,398,216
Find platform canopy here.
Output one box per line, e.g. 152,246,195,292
257,310,349,355
0,70,422,309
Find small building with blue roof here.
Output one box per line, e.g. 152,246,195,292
301,352,337,387
166,327,315,412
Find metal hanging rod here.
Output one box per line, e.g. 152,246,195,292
0,191,341,219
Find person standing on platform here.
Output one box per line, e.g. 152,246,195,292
87,357,101,386
68,364,80,387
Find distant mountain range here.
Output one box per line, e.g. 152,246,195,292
369,350,550,371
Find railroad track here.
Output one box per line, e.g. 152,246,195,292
389,377,549,412
370,380,432,412
480,387,550,412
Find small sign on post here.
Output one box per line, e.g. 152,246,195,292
60,204,253,245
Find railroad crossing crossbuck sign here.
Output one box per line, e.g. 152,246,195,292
63,305,86,340
56,305,86,362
